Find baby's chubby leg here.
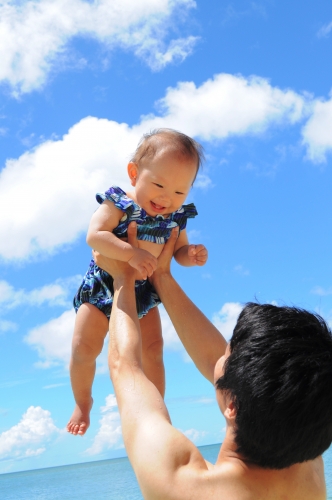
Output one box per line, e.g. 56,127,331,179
67,303,108,436
140,306,165,398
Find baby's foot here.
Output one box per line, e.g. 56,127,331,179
67,398,93,436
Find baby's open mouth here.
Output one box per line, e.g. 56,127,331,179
151,201,165,211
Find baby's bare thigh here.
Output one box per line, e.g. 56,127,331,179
73,303,109,349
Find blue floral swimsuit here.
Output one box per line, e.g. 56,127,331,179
73,186,198,319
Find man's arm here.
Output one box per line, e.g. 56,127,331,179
150,228,227,384
108,261,208,499
94,224,227,384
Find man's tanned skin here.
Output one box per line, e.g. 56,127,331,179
96,223,327,500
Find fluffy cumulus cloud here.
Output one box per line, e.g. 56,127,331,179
0,73,310,262
212,302,243,341
24,307,109,371
0,0,197,94
0,406,60,460
140,73,306,139
301,93,332,162
23,303,186,368
0,117,139,260
24,309,75,368
0,276,81,310
85,394,122,455
160,306,182,351
160,306,193,361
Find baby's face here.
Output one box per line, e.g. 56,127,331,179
128,148,197,217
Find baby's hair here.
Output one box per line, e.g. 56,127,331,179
131,128,204,183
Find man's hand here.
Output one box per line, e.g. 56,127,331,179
127,248,157,279
93,248,136,282
93,222,179,281
93,222,156,280
148,226,179,286
187,244,208,266
93,223,139,281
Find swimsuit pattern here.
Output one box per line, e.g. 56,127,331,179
73,186,198,319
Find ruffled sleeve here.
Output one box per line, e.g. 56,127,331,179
96,186,135,214
172,203,198,231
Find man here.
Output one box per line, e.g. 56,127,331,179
95,224,332,499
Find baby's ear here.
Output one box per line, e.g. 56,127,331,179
127,162,138,186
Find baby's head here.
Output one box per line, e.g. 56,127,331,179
127,129,204,217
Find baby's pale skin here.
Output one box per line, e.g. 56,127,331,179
67,146,208,436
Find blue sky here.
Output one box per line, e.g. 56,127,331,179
0,0,332,474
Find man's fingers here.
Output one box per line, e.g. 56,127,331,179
163,226,179,256
127,222,138,248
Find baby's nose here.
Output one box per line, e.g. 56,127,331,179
159,191,171,203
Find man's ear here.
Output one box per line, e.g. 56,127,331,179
128,162,138,186
224,400,236,421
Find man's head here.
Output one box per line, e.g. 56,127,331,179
216,303,332,469
127,128,204,217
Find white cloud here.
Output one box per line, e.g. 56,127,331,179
311,286,332,296
159,305,191,361
0,73,310,262
24,309,75,368
141,73,306,139
43,383,67,389
0,320,17,333
0,0,197,95
182,428,207,443
23,301,240,370
302,94,332,162
194,173,213,189
0,276,81,309
85,394,122,455
159,306,181,350
0,406,60,460
24,307,109,372
234,264,250,276
0,117,139,260
317,21,332,38
186,229,201,243
212,302,243,341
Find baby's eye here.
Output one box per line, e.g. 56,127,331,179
176,191,184,195
154,183,163,188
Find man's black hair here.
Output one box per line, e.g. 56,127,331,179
216,302,332,469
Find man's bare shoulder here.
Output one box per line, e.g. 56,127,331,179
153,450,326,500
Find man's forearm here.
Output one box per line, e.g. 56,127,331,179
152,271,227,384
108,275,142,386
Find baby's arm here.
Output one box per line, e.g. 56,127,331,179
87,200,157,278
173,229,208,267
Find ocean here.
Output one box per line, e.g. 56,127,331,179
1,444,332,499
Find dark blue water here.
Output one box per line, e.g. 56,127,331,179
0,444,331,499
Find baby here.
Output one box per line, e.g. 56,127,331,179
67,128,208,435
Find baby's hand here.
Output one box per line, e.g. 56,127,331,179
188,244,208,266
128,248,157,279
